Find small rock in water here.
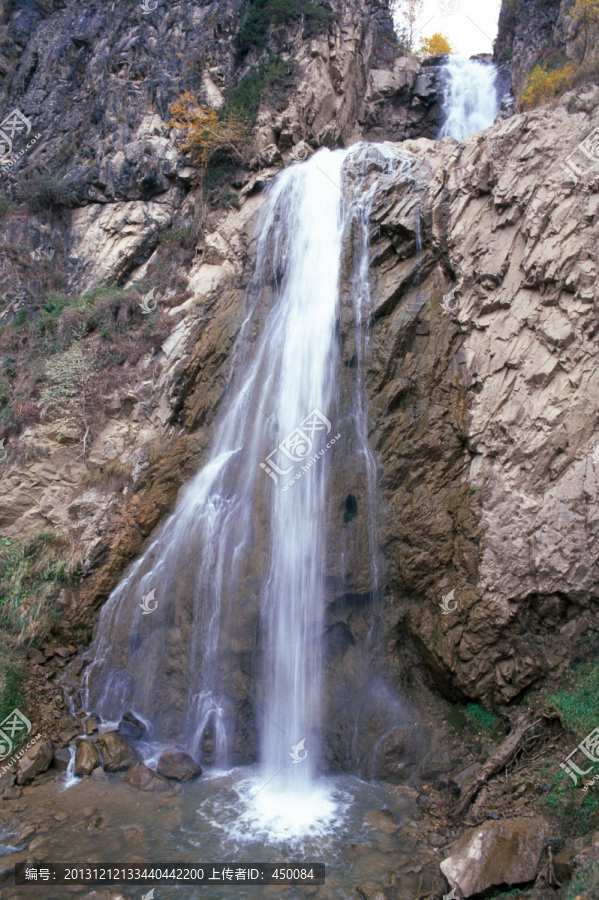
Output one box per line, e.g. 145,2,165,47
156,750,202,782
83,717,99,735
363,809,398,835
117,711,146,740
124,762,171,793
356,883,388,900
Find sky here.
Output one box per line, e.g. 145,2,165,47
398,0,503,57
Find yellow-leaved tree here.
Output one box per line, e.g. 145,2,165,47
418,33,454,57
169,91,249,167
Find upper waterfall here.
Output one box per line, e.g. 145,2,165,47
438,56,500,141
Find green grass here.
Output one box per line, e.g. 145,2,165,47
0,653,24,724
549,660,599,741
0,531,82,645
565,861,599,900
447,702,505,739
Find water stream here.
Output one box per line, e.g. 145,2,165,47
80,144,419,846
438,56,500,140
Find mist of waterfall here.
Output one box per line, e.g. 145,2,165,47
438,56,500,140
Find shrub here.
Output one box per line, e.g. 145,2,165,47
236,0,336,56
40,343,98,454
0,651,24,724
169,93,250,167
520,63,576,108
14,174,79,212
228,55,297,121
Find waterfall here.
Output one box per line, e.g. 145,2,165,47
438,56,500,140
83,143,414,837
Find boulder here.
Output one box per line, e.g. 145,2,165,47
124,762,171,792
83,716,99,735
117,711,145,740
156,750,202,782
96,733,138,772
53,747,71,771
26,648,45,665
74,741,99,776
0,770,20,799
440,817,549,897
16,739,54,784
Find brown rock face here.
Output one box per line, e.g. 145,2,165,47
124,762,171,792
16,739,54,784
440,817,549,896
74,741,99,777
156,750,202,782
96,733,138,772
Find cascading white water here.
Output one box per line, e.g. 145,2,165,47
438,56,500,140
83,143,416,841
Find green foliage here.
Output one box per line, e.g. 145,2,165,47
447,702,504,738
14,174,79,212
549,660,599,741
0,532,81,645
0,654,24,724
565,862,599,900
539,761,599,834
228,56,298,120
237,0,336,56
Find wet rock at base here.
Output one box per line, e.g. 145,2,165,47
74,741,99,776
0,771,20,799
83,716,99,735
96,733,138,772
117,711,146,740
124,762,172,792
440,816,549,897
156,750,202,782
356,884,388,900
16,740,54,785
52,747,71,771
